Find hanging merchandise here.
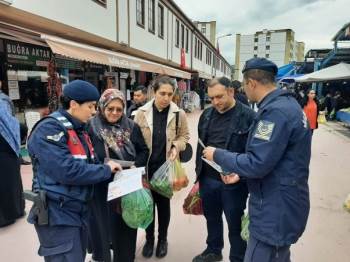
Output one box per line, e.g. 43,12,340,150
47,59,62,113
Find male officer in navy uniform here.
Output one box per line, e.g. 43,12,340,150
203,58,311,262
27,80,122,262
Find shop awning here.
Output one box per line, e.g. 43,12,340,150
295,62,350,82
41,35,191,79
198,71,213,80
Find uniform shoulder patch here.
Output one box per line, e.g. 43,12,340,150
253,120,275,141
46,131,65,142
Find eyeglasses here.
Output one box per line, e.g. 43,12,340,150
106,106,123,113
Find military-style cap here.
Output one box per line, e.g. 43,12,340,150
63,80,100,102
242,58,278,75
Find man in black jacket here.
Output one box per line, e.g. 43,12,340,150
127,85,147,118
193,77,256,262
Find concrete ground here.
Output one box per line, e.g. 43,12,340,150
0,110,349,262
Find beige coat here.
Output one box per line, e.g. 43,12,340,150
133,99,190,161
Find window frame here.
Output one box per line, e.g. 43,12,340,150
175,19,180,48
181,24,185,49
185,29,189,53
136,0,145,28
92,0,107,8
158,4,164,39
148,0,155,34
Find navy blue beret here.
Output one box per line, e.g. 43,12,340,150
63,80,100,102
242,58,278,75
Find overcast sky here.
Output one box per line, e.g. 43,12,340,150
174,0,349,65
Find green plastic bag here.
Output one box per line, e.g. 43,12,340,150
150,160,173,198
121,188,154,229
241,213,250,241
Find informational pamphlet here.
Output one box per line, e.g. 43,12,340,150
107,167,145,201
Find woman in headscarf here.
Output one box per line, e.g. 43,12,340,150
0,100,25,227
87,89,149,262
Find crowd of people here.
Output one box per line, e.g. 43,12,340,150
0,58,315,262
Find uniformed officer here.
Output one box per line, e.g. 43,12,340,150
27,80,122,262
203,58,311,262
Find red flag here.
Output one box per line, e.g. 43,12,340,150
180,48,186,68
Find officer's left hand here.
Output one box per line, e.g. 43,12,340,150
203,146,216,161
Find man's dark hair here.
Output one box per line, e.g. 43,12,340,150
231,80,241,89
208,77,232,88
60,95,85,110
243,69,275,85
153,75,175,92
134,85,147,95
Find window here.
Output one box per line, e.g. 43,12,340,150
254,46,258,50
136,0,145,27
266,36,271,42
92,0,107,7
254,37,258,42
266,54,270,58
185,29,189,53
200,42,203,61
175,19,180,47
266,45,270,50
148,0,155,33
194,37,198,58
158,4,164,38
254,54,258,58
201,27,206,35
181,24,185,49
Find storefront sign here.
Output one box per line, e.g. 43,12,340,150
5,40,51,67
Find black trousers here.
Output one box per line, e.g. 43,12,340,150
88,181,137,262
145,190,171,242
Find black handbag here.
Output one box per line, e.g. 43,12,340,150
175,112,193,163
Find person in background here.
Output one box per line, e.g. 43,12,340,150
87,89,149,262
231,80,249,106
0,100,25,227
127,85,147,118
302,89,320,135
134,75,190,259
0,80,30,165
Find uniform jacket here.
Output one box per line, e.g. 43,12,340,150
214,89,311,247
133,99,190,162
195,101,256,182
27,110,111,227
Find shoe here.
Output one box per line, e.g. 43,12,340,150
142,240,154,258
20,157,31,165
192,250,223,262
155,239,168,258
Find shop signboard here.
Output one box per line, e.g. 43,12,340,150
5,40,51,67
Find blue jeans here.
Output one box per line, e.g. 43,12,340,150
200,176,248,262
244,235,291,262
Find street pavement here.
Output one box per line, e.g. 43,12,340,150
0,109,349,262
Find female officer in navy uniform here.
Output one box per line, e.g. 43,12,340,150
27,80,122,262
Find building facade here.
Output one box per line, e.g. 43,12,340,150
234,29,304,80
193,21,216,47
0,0,232,118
